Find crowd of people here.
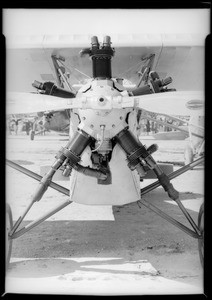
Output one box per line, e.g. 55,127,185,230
138,113,188,135
6,113,187,137
6,116,45,136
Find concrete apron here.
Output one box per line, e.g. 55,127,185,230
6,257,202,295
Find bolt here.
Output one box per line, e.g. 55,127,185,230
112,124,115,128
90,124,94,128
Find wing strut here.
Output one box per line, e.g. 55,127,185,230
51,55,76,93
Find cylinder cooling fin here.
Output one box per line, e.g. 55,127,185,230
80,36,115,79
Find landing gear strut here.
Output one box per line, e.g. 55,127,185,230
6,203,13,270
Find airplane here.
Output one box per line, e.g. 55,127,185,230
7,105,71,139
28,81,73,139
29,109,70,140
136,103,204,165
6,35,205,271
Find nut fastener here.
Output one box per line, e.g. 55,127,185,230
98,97,106,106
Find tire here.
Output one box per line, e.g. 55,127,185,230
30,130,35,140
198,203,204,267
184,144,194,165
6,203,13,270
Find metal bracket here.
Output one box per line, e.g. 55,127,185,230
137,54,155,87
51,55,75,93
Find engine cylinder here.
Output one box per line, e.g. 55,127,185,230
92,56,112,79
80,36,115,79
66,130,92,156
114,127,141,155
131,85,152,96
32,81,76,98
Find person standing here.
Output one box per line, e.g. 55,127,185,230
146,119,151,135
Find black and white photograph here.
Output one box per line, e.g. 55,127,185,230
4,7,209,295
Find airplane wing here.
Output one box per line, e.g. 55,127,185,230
6,36,206,119
4,10,208,118
6,34,206,93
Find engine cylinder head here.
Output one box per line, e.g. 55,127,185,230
103,36,111,47
147,144,158,154
161,77,172,86
91,36,99,49
131,85,152,96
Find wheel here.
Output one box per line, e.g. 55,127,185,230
6,203,13,270
30,130,35,140
198,203,204,267
184,144,194,165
